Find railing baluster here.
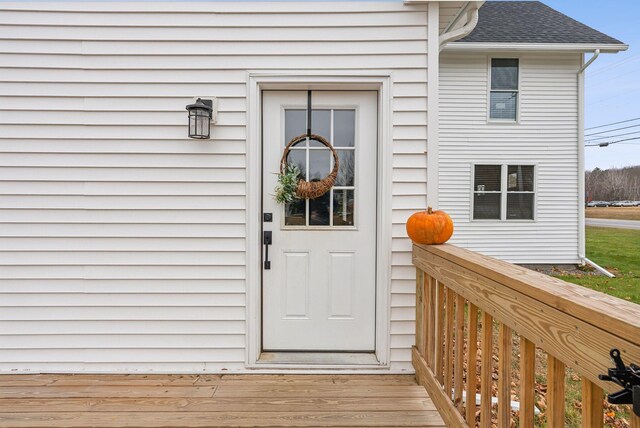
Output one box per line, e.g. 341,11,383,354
434,280,445,385
415,268,425,355
466,302,478,425
480,311,493,428
497,324,512,428
444,288,455,396
454,294,465,411
427,276,436,367
581,378,603,428
519,338,536,428
547,355,566,427
423,273,433,366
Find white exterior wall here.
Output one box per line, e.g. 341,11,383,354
439,52,581,264
0,2,429,373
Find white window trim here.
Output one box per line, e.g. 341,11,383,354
487,56,521,123
471,163,537,222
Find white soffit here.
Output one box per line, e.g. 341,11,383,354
404,0,469,34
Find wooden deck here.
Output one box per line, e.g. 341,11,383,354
0,374,445,427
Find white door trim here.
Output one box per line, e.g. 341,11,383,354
246,72,393,370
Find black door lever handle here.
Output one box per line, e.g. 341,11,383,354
263,231,272,270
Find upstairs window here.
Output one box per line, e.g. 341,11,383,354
473,164,535,221
489,58,519,121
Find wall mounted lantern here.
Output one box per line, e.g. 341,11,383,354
186,98,217,139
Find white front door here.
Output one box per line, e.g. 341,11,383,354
262,91,378,351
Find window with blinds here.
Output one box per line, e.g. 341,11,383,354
473,164,535,220
473,165,502,220
489,58,519,121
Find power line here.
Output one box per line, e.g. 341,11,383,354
585,123,640,137
589,67,640,84
586,136,640,147
590,88,640,106
585,117,640,131
588,83,640,106
587,53,640,77
586,130,640,142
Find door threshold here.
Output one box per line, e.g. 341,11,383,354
258,352,379,365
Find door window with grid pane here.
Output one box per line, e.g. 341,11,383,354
489,58,519,121
283,109,356,227
473,164,535,220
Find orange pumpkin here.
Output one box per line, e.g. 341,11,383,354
406,207,454,245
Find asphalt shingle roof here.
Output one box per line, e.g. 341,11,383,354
456,1,625,45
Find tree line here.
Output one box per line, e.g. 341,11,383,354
585,165,640,201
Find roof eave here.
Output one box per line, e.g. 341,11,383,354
445,42,629,53
440,1,486,35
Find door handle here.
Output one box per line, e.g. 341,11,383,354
263,231,272,270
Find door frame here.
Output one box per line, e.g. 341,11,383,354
246,72,393,370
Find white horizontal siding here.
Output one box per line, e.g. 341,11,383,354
439,52,581,264
0,2,429,373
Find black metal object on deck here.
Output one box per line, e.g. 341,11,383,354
599,349,640,416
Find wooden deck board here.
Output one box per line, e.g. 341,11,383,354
0,374,420,387
0,374,444,427
0,397,436,412
0,385,218,398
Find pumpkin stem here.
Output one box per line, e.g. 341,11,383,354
427,206,433,214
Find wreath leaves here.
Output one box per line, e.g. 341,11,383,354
274,164,301,204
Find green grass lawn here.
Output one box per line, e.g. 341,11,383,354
552,227,638,426
557,226,640,304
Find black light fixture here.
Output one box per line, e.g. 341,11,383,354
186,98,213,139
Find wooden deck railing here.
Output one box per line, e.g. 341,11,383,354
412,243,640,428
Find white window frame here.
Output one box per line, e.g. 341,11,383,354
471,163,537,222
487,57,521,123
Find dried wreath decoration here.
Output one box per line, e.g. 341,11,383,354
274,133,339,203
274,164,301,205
